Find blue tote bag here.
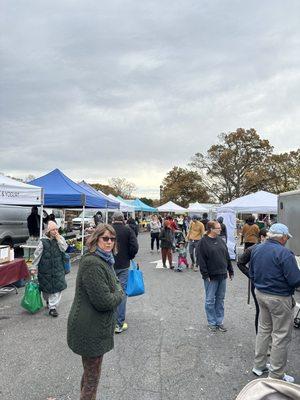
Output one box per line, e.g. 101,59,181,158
126,260,145,297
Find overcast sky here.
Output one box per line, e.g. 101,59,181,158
1,1,300,198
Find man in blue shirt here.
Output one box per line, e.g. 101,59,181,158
249,223,300,383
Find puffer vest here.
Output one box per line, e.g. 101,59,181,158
38,238,67,294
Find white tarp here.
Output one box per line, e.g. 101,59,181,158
0,175,43,205
187,202,209,213
108,194,135,212
157,201,187,213
218,191,278,214
216,208,236,260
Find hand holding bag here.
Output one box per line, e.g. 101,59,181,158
21,278,44,314
126,260,145,297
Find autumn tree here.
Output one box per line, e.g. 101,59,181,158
90,183,118,196
160,167,209,207
190,128,273,202
263,150,300,193
108,177,136,198
139,197,154,207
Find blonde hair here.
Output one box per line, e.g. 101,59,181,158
86,223,117,254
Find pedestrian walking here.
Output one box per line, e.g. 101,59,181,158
237,228,268,333
150,214,161,252
186,215,205,271
127,216,139,237
112,211,139,333
67,224,124,400
159,220,174,269
241,216,260,249
249,223,300,383
30,221,67,317
200,212,209,231
196,220,234,332
217,216,227,243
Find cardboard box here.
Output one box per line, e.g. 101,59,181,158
0,245,10,264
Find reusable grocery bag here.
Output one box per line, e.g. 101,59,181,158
126,260,145,297
21,279,43,314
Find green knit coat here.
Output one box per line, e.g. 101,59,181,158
67,252,124,357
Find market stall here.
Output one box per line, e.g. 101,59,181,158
29,169,111,254
218,190,278,214
157,201,187,214
0,176,43,293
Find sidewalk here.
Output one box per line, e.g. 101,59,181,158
0,232,299,399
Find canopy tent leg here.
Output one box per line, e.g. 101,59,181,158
81,206,85,255
39,204,44,238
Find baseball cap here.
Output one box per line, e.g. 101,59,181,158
269,223,292,238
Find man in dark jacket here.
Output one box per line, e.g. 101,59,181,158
27,206,41,237
196,220,234,332
249,223,300,383
112,211,139,333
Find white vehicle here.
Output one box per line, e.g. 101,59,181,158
0,205,32,247
72,210,98,229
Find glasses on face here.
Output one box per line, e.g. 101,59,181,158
99,236,116,242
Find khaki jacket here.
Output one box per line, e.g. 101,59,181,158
187,220,205,241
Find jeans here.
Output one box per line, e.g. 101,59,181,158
189,240,199,265
204,278,227,326
115,268,129,327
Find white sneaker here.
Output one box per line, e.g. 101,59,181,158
252,366,269,376
283,374,295,383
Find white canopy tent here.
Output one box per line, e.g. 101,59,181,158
108,194,135,213
187,202,209,213
0,175,44,237
218,191,278,214
0,175,43,206
157,201,187,213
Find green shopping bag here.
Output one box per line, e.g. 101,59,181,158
21,279,44,314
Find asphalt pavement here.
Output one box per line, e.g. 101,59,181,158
0,232,299,400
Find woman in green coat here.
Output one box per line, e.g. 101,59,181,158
67,224,124,400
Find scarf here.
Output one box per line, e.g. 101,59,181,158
95,247,115,267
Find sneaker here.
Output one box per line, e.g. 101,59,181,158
49,309,58,317
217,324,227,332
122,322,128,331
193,266,199,272
282,374,295,383
252,366,269,377
208,324,218,332
115,322,128,334
170,265,174,270
162,264,167,268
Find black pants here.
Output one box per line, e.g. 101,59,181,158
151,232,160,250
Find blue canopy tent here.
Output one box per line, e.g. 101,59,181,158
30,169,108,208
78,181,119,209
118,197,157,213
30,169,110,253
78,181,119,222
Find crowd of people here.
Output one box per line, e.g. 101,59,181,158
28,209,300,399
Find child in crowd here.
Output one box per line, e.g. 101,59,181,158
175,241,188,271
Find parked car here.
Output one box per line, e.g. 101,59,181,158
72,209,97,229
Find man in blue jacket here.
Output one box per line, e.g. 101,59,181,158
249,223,300,383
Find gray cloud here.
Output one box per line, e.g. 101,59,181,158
1,0,300,197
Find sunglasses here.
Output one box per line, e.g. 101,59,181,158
100,236,116,242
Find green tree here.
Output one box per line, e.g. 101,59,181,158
190,128,273,202
160,166,209,207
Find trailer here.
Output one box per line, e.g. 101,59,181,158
278,189,300,256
